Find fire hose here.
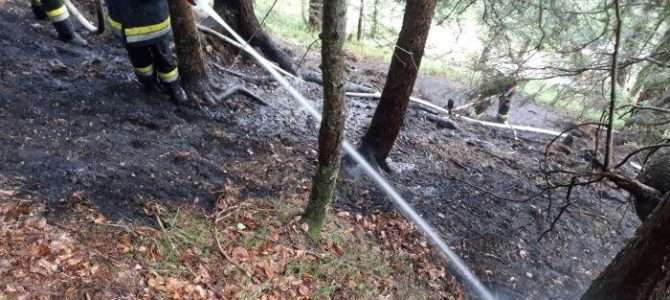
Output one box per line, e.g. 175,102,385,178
62,0,105,34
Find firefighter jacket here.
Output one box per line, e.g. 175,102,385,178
106,0,172,48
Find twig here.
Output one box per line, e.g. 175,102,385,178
296,38,320,71
613,143,670,169
538,177,576,241
212,63,272,83
604,0,622,170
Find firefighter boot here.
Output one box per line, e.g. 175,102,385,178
167,81,188,105
53,19,88,46
137,74,156,94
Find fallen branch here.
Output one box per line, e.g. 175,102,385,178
198,25,297,79
423,113,460,131
300,70,378,93
212,63,272,83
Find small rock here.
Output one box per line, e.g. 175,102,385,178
49,59,68,73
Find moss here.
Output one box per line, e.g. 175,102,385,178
304,166,340,240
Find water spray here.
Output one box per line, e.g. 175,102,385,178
194,1,496,299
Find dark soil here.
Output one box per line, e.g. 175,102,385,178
0,1,643,299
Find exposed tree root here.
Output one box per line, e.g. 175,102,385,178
215,85,268,106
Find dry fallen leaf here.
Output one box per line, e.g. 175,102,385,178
231,246,249,262
297,284,310,296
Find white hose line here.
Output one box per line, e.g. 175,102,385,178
347,92,565,137
63,0,98,33
62,0,565,142
195,2,496,300
630,162,642,171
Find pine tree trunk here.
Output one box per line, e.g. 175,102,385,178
303,0,347,240
370,0,379,38
356,0,364,41
212,0,298,75
168,0,208,89
308,0,322,31
359,0,437,170
581,194,670,300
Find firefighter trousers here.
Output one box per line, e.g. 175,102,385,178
126,38,179,85
31,0,69,22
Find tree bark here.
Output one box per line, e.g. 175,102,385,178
583,148,670,299
356,0,364,41
212,0,298,75
370,0,379,38
303,0,347,240
581,193,670,300
358,0,437,171
308,0,322,31
168,0,208,89
631,149,670,220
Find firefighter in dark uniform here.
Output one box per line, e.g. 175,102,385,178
472,71,517,123
106,0,188,103
495,80,517,122
30,0,87,46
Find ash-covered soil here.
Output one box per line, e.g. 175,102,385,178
0,1,643,299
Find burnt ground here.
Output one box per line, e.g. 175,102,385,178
0,1,643,299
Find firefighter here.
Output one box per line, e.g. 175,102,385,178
471,70,517,123
495,81,517,122
106,0,188,103
30,0,88,46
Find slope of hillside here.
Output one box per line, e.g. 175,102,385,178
0,1,645,299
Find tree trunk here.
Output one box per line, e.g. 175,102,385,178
583,149,670,299
370,0,379,38
308,0,322,31
581,193,670,300
168,0,208,89
303,0,347,240
212,0,298,75
356,0,364,41
358,0,437,171
632,149,670,220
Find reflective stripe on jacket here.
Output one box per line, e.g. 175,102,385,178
106,0,171,47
